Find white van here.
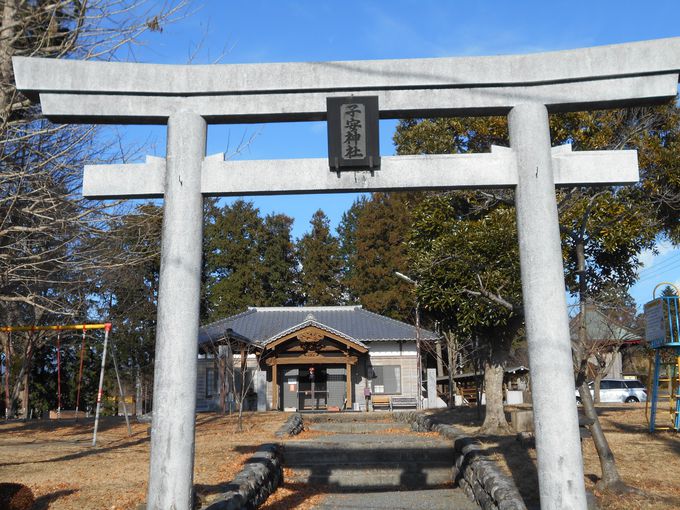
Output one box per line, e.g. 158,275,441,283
575,379,647,403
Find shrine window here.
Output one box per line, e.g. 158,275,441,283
372,365,401,394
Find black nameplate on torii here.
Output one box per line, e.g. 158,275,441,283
327,96,380,171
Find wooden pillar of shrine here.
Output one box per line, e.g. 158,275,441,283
271,362,278,410
345,361,352,409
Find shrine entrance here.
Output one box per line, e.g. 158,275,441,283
263,325,366,411
281,365,345,411
14,38,680,509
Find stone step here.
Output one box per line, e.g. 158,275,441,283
287,463,454,475
282,425,458,491
307,422,410,433
287,465,453,487
311,488,480,510
284,448,454,464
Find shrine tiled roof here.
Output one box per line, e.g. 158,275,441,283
198,306,438,346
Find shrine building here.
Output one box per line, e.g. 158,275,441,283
196,306,438,412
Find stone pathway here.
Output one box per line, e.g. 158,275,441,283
283,417,479,509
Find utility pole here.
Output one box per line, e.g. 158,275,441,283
395,271,423,410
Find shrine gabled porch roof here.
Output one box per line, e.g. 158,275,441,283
262,318,368,353
198,305,438,347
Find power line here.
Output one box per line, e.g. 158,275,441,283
638,251,680,275
636,260,680,284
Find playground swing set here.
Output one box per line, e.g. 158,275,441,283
645,283,680,433
0,322,131,445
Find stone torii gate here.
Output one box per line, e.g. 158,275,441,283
13,37,680,510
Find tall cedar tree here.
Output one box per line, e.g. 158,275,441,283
337,195,368,300
340,193,418,321
204,200,299,319
297,210,344,305
661,285,678,296
261,213,301,307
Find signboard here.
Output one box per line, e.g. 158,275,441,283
327,96,380,171
645,299,667,347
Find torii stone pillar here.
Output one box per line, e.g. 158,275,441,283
510,103,586,502
13,38,680,510
148,111,206,509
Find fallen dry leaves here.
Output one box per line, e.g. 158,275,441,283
3,406,674,509
0,412,287,509
439,404,680,510
293,428,331,439
257,468,328,509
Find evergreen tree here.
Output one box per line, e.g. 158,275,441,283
337,195,368,300
343,193,418,321
260,213,301,307
410,195,522,433
204,200,299,318
661,285,678,297
204,200,266,318
297,210,344,305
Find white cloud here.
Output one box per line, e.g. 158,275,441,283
639,240,675,269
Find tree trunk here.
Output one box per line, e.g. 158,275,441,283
2,332,11,419
575,238,631,493
447,337,455,407
435,340,444,377
144,379,150,413
11,338,33,419
135,366,143,417
20,371,28,419
226,344,234,414
479,342,511,434
578,381,629,492
236,348,247,432
593,373,602,404
218,345,229,414
0,0,17,119
576,238,589,380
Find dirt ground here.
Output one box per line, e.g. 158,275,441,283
443,404,680,510
1,405,678,509
0,413,287,509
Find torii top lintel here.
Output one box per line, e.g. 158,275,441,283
12,37,680,125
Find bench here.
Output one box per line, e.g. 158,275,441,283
389,396,418,410
371,395,391,410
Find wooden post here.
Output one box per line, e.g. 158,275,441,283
345,362,352,410
272,362,278,410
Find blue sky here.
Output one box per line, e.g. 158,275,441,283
116,0,680,308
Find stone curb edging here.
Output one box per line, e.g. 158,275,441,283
203,443,283,510
275,412,304,437
395,412,527,510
